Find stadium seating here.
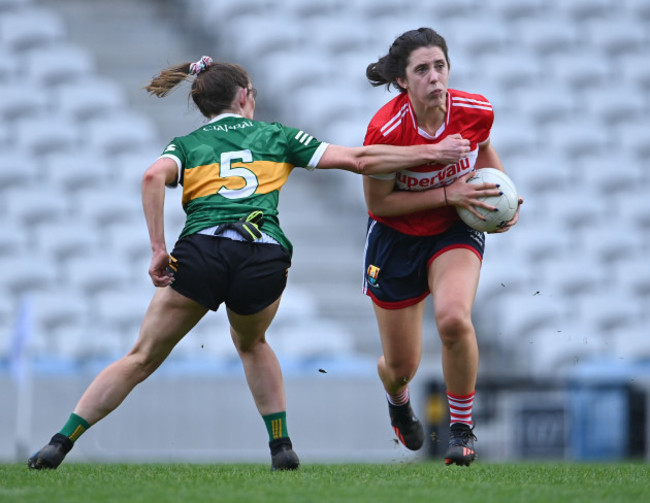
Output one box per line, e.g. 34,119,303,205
1,0,649,380
43,149,113,192
427,0,481,20
489,116,541,158
55,76,128,123
490,0,545,21
0,82,50,121
111,146,170,192
2,252,60,294
93,289,153,337
521,321,609,375
26,42,96,87
15,113,81,156
27,289,90,352
515,17,581,55
620,52,650,91
0,149,40,192
5,185,72,227
74,186,143,227
513,84,576,127
616,120,650,160
0,6,65,52
86,111,158,155
33,220,102,262
584,17,647,57
63,254,133,296
480,49,543,91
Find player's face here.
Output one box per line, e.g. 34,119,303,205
398,46,449,109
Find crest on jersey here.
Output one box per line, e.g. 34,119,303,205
366,264,380,287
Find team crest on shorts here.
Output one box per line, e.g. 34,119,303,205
366,264,380,287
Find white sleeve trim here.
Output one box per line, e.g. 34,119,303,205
160,154,182,185
305,142,329,171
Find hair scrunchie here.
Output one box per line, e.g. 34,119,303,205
189,56,213,76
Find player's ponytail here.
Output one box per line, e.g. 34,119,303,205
144,62,194,97
144,57,250,119
366,57,393,89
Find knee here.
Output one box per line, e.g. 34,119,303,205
379,356,419,386
231,327,266,354
436,309,473,348
236,339,265,354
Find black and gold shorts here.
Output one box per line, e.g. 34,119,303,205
168,233,291,315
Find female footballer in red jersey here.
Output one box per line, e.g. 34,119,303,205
27,55,477,472
362,28,523,466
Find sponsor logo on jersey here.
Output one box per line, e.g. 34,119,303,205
202,120,255,133
395,155,475,191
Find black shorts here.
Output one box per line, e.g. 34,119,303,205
362,218,485,309
168,234,291,315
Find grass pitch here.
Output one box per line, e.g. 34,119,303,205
1,462,648,503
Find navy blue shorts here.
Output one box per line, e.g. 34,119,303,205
362,219,485,309
169,234,291,315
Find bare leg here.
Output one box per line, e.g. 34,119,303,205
74,287,207,424
373,301,425,394
428,248,482,396
227,298,285,416
228,298,300,470
372,300,427,450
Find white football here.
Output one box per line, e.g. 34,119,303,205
456,168,519,232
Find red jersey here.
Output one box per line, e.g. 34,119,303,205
364,89,494,236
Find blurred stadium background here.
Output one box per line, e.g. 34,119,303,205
1,0,649,463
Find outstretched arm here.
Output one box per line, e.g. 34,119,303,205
318,134,471,175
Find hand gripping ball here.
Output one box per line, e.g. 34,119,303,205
456,168,519,232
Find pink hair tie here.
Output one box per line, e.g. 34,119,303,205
189,56,213,76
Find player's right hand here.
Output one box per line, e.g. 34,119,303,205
148,249,174,287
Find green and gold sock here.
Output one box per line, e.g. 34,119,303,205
263,411,288,441
59,413,91,443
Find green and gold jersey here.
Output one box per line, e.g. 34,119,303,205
161,113,329,255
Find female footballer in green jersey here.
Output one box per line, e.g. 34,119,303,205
28,56,483,471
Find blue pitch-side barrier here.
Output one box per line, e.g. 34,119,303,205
567,358,650,460
0,352,378,379
424,358,650,461
2,355,648,462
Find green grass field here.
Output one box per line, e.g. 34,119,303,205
1,462,648,503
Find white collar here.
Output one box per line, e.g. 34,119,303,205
208,113,244,124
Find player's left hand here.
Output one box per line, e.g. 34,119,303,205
489,196,524,233
446,170,502,219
